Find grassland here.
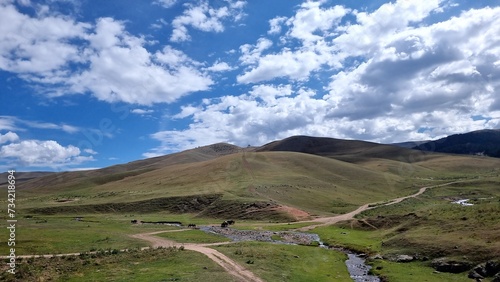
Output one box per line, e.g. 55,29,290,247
0,248,237,282
215,241,352,281
0,212,219,255
355,178,500,263
2,139,500,281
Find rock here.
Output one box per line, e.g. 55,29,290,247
431,258,472,273
493,272,500,282
371,254,383,260
468,271,484,280
472,260,500,278
396,255,414,262
485,260,500,277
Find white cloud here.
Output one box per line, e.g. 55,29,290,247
170,0,246,42
205,61,233,72
286,1,349,43
0,116,17,131
0,131,19,144
237,47,328,83
237,1,347,83
268,16,287,35
131,108,154,115
332,0,442,57
0,116,81,134
0,2,90,74
67,18,213,105
153,0,177,9
83,148,97,155
146,1,500,153
326,5,500,121
0,139,94,167
0,3,214,105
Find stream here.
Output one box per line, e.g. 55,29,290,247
201,226,381,281
345,253,380,282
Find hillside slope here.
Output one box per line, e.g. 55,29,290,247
12,136,500,220
413,129,500,157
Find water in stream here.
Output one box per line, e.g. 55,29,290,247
345,253,380,282
201,227,381,281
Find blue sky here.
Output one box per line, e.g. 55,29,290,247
1,0,500,171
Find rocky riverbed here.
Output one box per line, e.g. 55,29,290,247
200,226,320,245
200,226,381,281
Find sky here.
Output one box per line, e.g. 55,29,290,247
1,0,500,172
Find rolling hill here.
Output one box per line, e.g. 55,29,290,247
8,135,500,221
413,129,500,157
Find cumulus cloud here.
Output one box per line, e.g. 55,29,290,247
170,0,246,42
237,1,348,83
67,18,213,105
0,1,90,75
0,139,94,167
326,5,500,122
0,2,214,105
0,131,19,144
205,61,233,72
268,16,287,34
153,0,177,9
147,1,500,153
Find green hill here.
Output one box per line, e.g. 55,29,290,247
10,136,500,221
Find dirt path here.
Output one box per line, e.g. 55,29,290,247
130,230,264,282
296,181,460,231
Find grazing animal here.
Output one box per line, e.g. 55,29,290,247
188,224,196,228
227,220,235,225
221,221,229,228
131,220,138,224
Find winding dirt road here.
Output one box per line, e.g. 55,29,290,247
296,181,461,231
130,230,264,282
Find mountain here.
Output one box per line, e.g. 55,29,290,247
256,135,430,163
0,171,54,185
391,141,430,148
413,129,500,158
11,135,500,221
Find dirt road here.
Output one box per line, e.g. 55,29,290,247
130,230,264,282
296,181,460,231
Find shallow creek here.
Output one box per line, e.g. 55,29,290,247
345,253,380,282
201,226,381,281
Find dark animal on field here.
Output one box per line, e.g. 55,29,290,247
188,224,196,228
131,220,138,224
226,220,235,225
221,221,229,228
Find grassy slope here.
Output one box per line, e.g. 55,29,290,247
14,151,414,216
356,178,500,262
